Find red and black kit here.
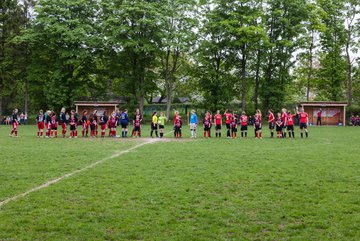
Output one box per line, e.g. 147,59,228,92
174,118,182,138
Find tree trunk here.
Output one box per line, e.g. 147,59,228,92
139,76,145,115
346,34,352,105
164,49,171,119
306,31,314,101
24,77,29,113
254,50,261,110
240,48,247,112
167,50,179,120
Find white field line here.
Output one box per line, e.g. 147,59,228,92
0,132,173,208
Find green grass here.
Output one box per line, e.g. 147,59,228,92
1,125,360,240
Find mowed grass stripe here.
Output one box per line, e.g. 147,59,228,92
0,138,164,208
0,125,158,202
1,126,360,240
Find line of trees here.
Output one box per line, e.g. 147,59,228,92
1,0,359,118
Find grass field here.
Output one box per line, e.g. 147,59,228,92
0,124,360,240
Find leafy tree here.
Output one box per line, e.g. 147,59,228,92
193,2,237,112
0,0,26,115
18,0,104,111
260,0,309,111
316,0,347,101
102,0,163,114
157,0,198,119
343,0,360,104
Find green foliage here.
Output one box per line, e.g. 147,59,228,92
315,0,348,101
1,0,359,115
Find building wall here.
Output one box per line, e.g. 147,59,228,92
77,106,117,116
304,106,344,125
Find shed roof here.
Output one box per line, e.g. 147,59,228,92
74,101,121,107
300,101,348,107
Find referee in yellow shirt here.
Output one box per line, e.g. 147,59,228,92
151,111,159,138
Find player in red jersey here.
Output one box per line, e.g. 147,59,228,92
131,109,142,137
214,110,222,138
81,110,89,137
133,115,141,137
36,110,45,138
99,111,108,138
72,110,79,137
356,115,360,126
203,113,211,138
286,111,297,138
109,111,117,137
268,109,275,138
281,108,288,138
231,112,238,139
224,109,232,138
253,113,262,139
317,109,322,126
59,108,67,138
92,110,98,137
9,109,19,137
297,107,309,138
240,111,248,138
207,110,213,133
256,109,262,121
50,111,58,138
45,110,52,138
69,113,77,138
173,111,179,137
275,113,283,138
174,115,182,138
89,113,96,138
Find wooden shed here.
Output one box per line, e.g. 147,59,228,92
74,101,120,115
300,101,347,126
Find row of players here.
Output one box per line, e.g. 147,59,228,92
7,107,309,139
187,108,309,139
